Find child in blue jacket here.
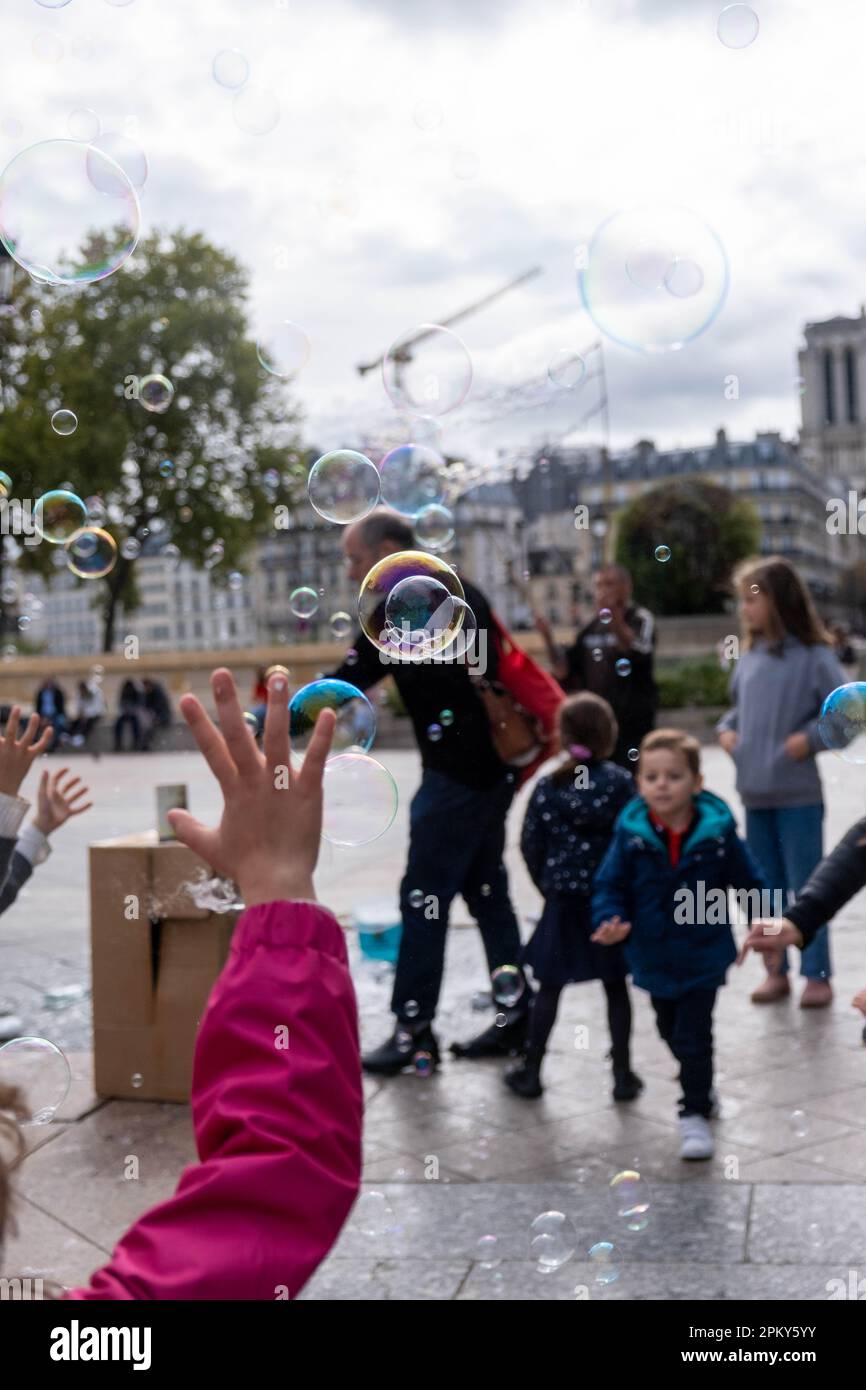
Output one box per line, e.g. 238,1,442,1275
592,727,766,1161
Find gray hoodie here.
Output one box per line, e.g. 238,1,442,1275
716,636,846,809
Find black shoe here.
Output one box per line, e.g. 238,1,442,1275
449,1004,529,1059
362,1023,440,1077
504,1054,543,1099
612,1069,644,1102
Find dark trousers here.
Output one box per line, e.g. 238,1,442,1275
114,711,141,751
650,987,717,1118
392,770,522,1023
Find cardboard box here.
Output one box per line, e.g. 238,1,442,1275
89,832,240,1102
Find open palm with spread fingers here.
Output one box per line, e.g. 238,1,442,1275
591,915,632,945
33,769,93,834
0,707,54,799
168,667,336,909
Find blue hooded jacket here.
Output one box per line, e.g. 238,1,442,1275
592,790,767,999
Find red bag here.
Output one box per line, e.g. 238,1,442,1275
480,613,565,784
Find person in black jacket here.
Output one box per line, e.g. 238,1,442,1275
738,816,866,1040
141,677,173,751
331,509,528,1075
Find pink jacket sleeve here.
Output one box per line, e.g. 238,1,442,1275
67,900,362,1300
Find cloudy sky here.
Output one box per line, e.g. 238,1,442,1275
1,0,862,467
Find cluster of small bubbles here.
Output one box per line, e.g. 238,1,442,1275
34,491,87,543
408,888,425,909
415,502,455,551
491,965,524,1008
121,537,141,559
290,586,319,620
66,527,118,578
790,1109,809,1138
615,658,631,677
529,1211,576,1272
233,85,281,136
426,722,443,743
818,684,866,764
212,48,249,89
383,325,472,417
138,374,174,413
654,545,671,563
322,752,399,847
308,449,380,524
548,350,587,389
329,611,353,640
379,444,447,517
289,678,376,755
610,1170,650,1232
257,321,310,378
440,708,454,727
717,3,759,48
588,1240,620,1284
627,748,639,762
599,607,612,624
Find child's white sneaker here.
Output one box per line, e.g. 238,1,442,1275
679,1113,714,1161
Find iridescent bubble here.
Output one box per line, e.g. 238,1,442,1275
548,350,587,389
34,490,87,543
440,708,454,726
66,527,118,578
329,611,353,640
404,1000,420,1018
50,409,77,436
159,460,173,477
385,574,455,656
627,747,639,762
322,752,399,847
717,4,759,48
654,545,671,562
415,503,455,551
87,132,148,193
588,1241,620,1284
615,659,631,677
308,449,380,524
379,444,447,517
408,888,425,909
382,325,472,417
414,1050,434,1077
790,1109,809,1138
289,678,376,755
290,586,319,620
580,204,728,353
138,374,174,413
599,608,612,624
491,965,524,1008
610,1170,650,1232
0,1036,71,1125
0,471,12,496
233,85,280,135
427,722,443,742
359,550,465,657
242,711,259,734
212,48,249,89
529,1212,576,1272
0,139,139,285
441,598,478,664
66,108,100,141
256,321,310,378
818,684,866,764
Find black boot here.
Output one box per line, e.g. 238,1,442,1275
504,1049,543,1099
362,1022,440,1077
449,1002,529,1059
612,1068,644,1102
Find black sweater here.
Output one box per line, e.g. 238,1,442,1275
786,815,866,946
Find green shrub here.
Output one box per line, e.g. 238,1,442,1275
656,659,731,709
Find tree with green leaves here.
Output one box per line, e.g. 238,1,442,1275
0,228,306,650
614,478,762,615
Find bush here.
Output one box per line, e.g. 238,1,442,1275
656,659,731,709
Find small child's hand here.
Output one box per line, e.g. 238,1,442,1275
718,730,738,755
783,731,811,761
0,708,53,798
736,916,802,966
591,915,632,945
32,768,93,835
853,988,866,1018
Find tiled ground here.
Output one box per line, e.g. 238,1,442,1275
1,744,865,1298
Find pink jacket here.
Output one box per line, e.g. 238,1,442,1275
68,900,362,1300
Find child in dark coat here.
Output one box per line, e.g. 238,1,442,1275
592,727,767,1161
509,692,638,1100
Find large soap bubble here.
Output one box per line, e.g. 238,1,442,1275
308,449,380,524
358,550,465,656
322,753,398,847
818,683,866,764
379,443,447,516
289,678,376,755
382,324,472,417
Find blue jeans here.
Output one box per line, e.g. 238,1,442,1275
392,770,522,1022
745,805,831,980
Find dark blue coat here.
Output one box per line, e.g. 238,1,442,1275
592,790,767,998
520,760,635,898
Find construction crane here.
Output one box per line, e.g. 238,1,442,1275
356,265,543,378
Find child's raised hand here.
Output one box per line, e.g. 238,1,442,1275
168,667,336,909
591,915,632,945
736,916,802,967
0,708,53,798
33,768,93,835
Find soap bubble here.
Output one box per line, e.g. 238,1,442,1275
290,586,319,620
67,108,100,141
615,659,631,676
413,99,443,131
256,321,310,378
0,471,11,496
34,490,87,543
610,1170,650,1232
440,708,454,726
383,324,472,417
159,460,173,477
654,544,671,562
591,647,603,662
121,537,141,559
477,1234,501,1269
233,85,280,135
404,1000,420,1018
322,752,398,846
66,527,118,578
529,1211,576,1272
600,608,612,624
427,723,443,742
50,409,77,436
355,1190,396,1238
0,1036,71,1125
379,443,447,517
289,678,376,755
491,965,524,1008
0,139,139,285
548,350,587,389
330,611,353,640
790,1109,809,1138
1,580,17,603
440,598,478,663
359,550,465,656
308,449,380,524
243,711,259,733
138,374,174,413
627,748,639,762
36,0,73,7
717,4,759,48
588,1240,620,1284
414,1050,434,1077
163,542,181,567
408,888,425,909
415,503,455,551
818,684,866,764
87,132,148,193
579,204,728,353
131,1072,143,1088
212,48,249,88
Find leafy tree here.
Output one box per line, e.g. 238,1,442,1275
614,479,761,615
0,229,306,650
